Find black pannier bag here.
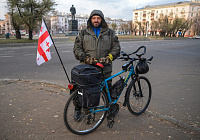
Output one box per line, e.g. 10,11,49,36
71,64,101,85
71,64,101,109
78,86,101,109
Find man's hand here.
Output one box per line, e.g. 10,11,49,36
84,56,98,64
99,56,111,64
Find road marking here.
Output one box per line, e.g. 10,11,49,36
61,51,71,53
0,56,13,58
24,54,35,56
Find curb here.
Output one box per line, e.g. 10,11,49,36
146,110,200,134
1,78,199,134
0,38,70,47
0,38,191,47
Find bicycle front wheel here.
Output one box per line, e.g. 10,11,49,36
63,89,108,135
126,76,152,115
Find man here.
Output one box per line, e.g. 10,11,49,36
73,9,120,120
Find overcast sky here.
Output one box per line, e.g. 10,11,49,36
0,0,190,20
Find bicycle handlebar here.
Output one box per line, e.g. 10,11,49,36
118,46,153,62
121,46,146,57
95,46,153,68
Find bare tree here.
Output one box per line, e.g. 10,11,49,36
192,15,200,35
180,19,192,37
132,23,138,36
141,22,146,36
137,22,142,35
110,22,117,32
127,20,133,35
150,21,159,36
158,16,169,37
6,0,22,39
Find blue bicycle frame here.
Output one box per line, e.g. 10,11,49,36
91,65,135,113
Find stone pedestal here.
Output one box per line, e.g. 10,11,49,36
68,20,78,34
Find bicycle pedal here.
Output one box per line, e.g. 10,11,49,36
107,116,115,128
107,119,115,128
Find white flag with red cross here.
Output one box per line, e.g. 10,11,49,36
36,19,53,65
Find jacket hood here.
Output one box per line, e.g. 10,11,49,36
87,10,108,28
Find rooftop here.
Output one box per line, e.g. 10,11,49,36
133,1,200,11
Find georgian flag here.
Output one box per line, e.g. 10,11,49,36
36,19,53,65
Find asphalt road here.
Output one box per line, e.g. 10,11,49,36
0,39,200,139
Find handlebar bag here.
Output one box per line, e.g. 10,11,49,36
136,59,149,74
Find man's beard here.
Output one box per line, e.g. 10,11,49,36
91,22,102,28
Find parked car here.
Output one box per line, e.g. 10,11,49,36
192,35,200,39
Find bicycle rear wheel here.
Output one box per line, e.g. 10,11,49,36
126,76,151,115
63,89,108,135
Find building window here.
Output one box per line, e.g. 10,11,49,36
191,13,193,17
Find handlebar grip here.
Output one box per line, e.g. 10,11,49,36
147,56,153,61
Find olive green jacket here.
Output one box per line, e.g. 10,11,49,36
73,10,121,74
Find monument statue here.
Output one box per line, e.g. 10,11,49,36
70,5,76,20
68,5,78,34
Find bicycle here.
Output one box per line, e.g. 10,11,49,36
63,46,153,135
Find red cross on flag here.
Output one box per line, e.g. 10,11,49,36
36,19,53,65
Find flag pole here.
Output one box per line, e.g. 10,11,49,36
43,19,71,83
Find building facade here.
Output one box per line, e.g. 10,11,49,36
132,0,200,36
50,12,128,34
0,14,13,35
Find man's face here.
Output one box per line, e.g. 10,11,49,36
91,15,102,28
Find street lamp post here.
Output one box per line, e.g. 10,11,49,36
146,22,149,37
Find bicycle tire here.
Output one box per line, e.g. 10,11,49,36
126,76,152,115
63,89,108,135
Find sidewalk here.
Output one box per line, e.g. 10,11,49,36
0,79,199,140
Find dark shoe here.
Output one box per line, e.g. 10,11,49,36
74,109,81,121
